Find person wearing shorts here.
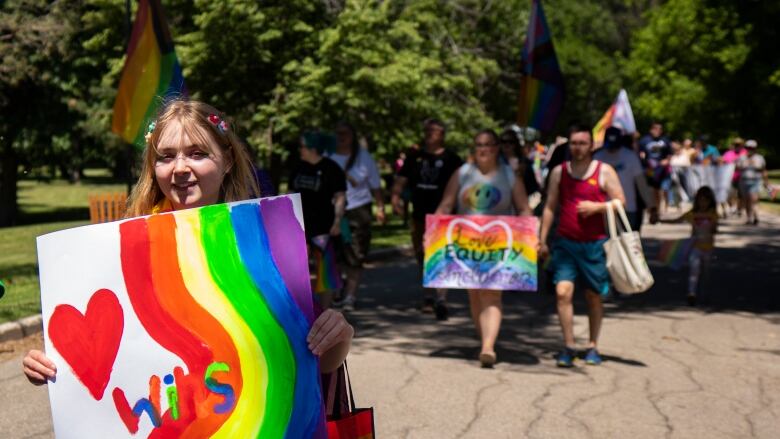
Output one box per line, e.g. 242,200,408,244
327,122,385,310
435,129,531,366
737,140,769,225
290,131,347,309
638,121,671,210
392,119,463,319
539,125,625,368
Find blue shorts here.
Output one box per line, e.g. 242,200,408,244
551,237,610,295
739,180,761,196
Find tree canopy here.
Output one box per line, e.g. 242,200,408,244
1,0,778,226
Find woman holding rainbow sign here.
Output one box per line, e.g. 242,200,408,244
436,129,532,367
23,100,354,383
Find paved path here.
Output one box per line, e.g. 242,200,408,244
2,214,779,438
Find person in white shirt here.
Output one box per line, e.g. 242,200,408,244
668,140,692,208
737,139,769,225
594,127,657,230
327,122,385,310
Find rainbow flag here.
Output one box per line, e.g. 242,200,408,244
112,0,186,147
311,235,343,293
593,89,636,146
656,238,693,271
517,0,565,133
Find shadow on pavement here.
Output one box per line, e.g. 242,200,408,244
350,218,779,367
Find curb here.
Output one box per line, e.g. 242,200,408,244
0,314,43,344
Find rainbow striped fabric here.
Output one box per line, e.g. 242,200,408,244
517,0,565,133
656,238,693,271
593,89,636,146
311,235,343,294
38,196,327,438
112,0,186,146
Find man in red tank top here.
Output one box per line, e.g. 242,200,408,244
539,125,625,367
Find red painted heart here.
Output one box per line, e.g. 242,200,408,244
48,289,124,400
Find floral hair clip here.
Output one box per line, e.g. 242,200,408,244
144,121,156,143
208,114,229,134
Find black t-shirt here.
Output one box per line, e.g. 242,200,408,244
520,157,540,196
399,148,463,219
638,135,671,166
290,158,347,239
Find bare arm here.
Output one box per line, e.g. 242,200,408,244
372,188,386,224
512,177,532,216
391,175,408,215
603,164,626,206
435,172,460,214
329,192,346,236
539,165,562,248
659,210,690,224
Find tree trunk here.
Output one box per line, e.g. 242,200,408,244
0,148,19,227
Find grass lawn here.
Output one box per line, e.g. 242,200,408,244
1,172,126,323
1,221,88,323
0,175,409,323
761,170,780,215
371,212,412,249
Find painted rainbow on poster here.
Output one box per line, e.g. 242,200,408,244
113,197,325,438
422,215,539,291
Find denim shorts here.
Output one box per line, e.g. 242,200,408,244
551,237,610,295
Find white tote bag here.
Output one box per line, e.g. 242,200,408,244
603,200,654,294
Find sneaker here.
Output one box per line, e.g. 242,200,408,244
556,347,576,368
421,297,435,314
584,348,602,365
687,294,697,306
434,299,449,321
479,351,496,368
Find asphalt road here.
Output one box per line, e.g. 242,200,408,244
2,213,779,438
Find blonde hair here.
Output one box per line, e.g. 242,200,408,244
125,99,260,217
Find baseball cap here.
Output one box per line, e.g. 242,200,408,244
745,139,758,149
604,126,622,148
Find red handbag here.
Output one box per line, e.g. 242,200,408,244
326,362,375,439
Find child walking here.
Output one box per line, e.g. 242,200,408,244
683,186,718,305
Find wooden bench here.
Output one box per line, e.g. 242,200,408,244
88,193,128,223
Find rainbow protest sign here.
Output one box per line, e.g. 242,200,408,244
37,195,326,438
423,215,538,291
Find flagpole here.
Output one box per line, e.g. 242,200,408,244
124,0,133,196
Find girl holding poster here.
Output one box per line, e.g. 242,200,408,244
23,100,354,385
436,129,532,367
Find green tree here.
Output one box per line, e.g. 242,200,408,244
258,0,500,158
625,0,751,136
0,0,78,226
